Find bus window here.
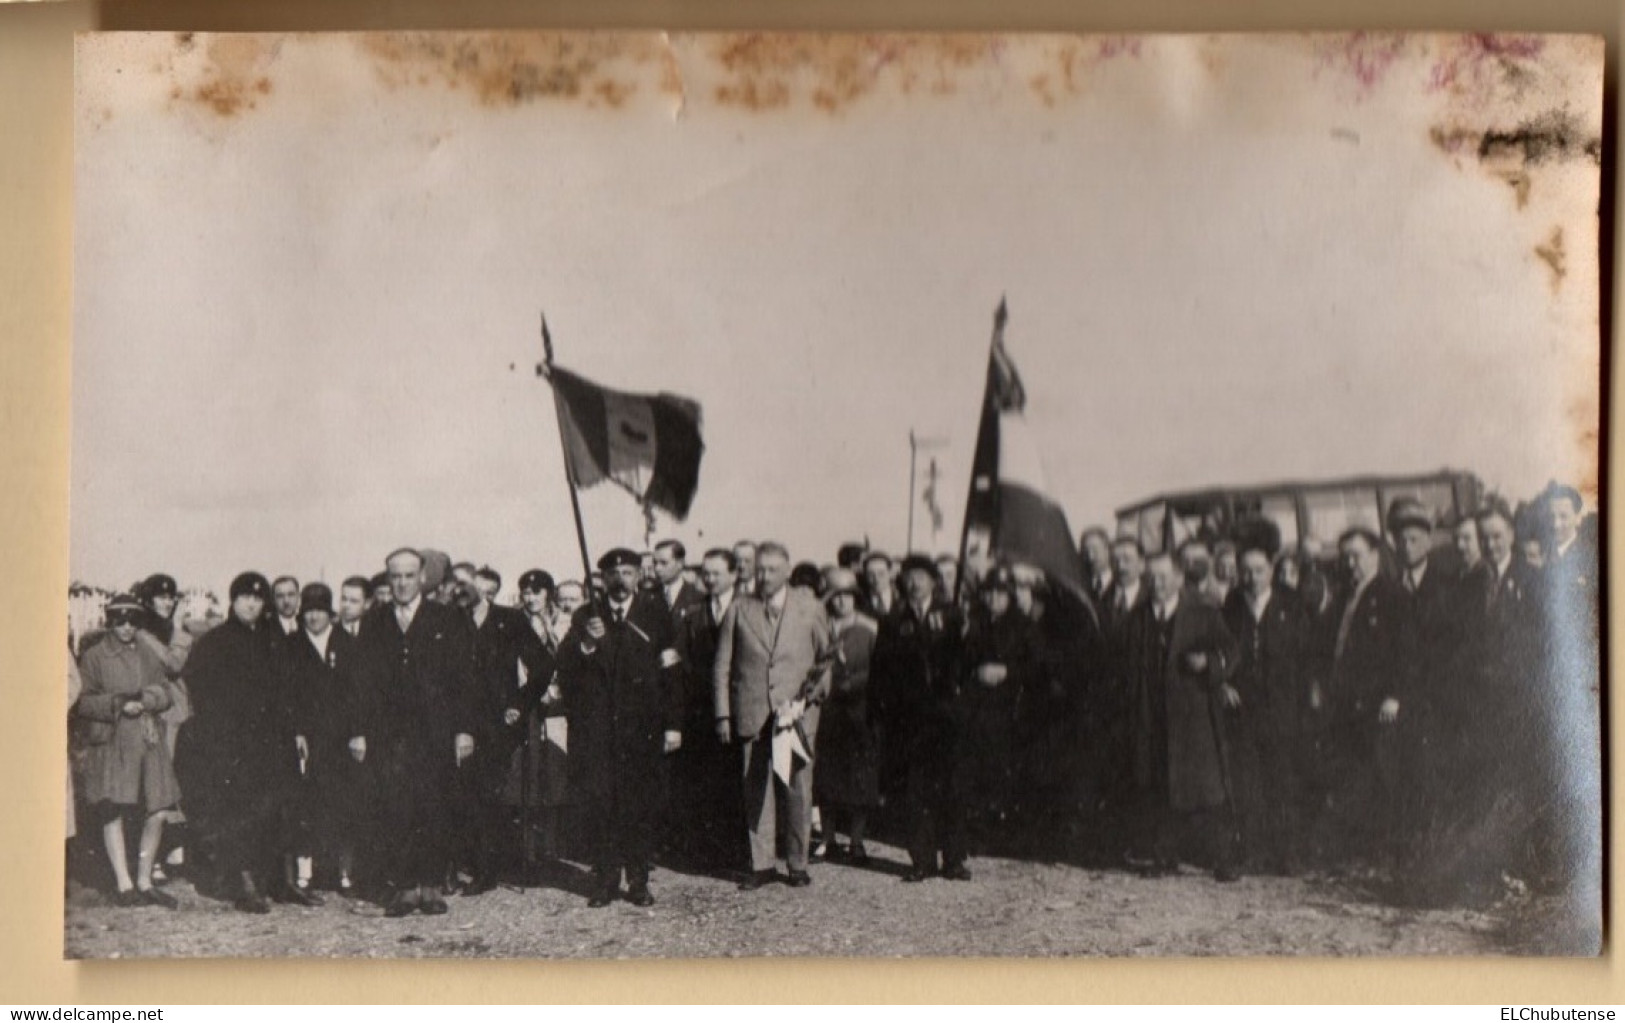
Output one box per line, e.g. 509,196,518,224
1303,486,1381,544
1381,480,1458,526
1138,503,1166,553
1260,494,1300,550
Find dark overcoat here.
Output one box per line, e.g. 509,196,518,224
280,626,367,832
352,598,478,885
553,594,684,862
1124,597,1239,812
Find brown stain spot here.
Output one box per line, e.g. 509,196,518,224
1031,73,1056,108
358,32,668,111
1498,169,1531,209
1534,226,1565,292
1567,395,1599,498
1429,107,1600,211
171,35,279,118
1479,108,1603,166
704,33,1101,114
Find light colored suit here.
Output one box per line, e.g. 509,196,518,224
713,586,833,872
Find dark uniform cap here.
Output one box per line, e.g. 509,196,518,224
980,565,1016,593
105,593,144,619
142,574,178,600
300,582,334,615
898,553,939,580
518,569,556,594
598,547,641,572
1386,497,1434,535
229,571,271,601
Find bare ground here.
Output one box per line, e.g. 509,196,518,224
63,838,1577,960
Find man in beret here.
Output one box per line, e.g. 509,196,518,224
555,547,686,907
1385,497,1467,873
351,548,478,916
713,542,833,890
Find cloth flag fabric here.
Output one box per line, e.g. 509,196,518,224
546,365,705,520
961,301,1089,601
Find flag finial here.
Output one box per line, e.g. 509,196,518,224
536,313,556,377
994,296,1008,336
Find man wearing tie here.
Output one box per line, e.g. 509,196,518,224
1386,497,1463,865
670,548,743,870
1122,552,1241,881
555,548,685,907
713,542,833,890
1324,527,1409,869
272,576,302,636
352,548,478,917
337,576,370,639
652,539,706,631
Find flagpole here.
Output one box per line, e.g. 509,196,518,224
907,430,918,555
954,296,1007,607
537,314,601,606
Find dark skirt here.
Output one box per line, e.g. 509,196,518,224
814,702,880,808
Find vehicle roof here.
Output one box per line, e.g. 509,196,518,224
1114,468,1475,518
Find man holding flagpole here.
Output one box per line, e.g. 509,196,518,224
554,548,686,908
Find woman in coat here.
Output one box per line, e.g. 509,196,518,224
959,567,1035,845
73,593,182,907
173,572,299,913
813,569,880,865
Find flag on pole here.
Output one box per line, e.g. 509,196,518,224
961,299,1088,600
545,364,705,521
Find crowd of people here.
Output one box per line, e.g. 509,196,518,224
66,481,1599,918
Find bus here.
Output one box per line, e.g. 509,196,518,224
1114,468,1487,558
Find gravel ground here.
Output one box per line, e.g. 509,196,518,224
63,839,1573,960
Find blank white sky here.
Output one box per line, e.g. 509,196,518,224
72,33,1600,596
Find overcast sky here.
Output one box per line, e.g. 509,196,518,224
71,33,1601,597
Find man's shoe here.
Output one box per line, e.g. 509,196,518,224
234,893,271,914
111,887,143,908
138,886,179,909
737,870,776,891
587,890,617,908
1213,866,1241,884
461,876,498,898
383,890,418,917
277,884,325,907
942,864,973,881
786,870,812,888
419,890,449,915
901,868,931,883
627,887,655,907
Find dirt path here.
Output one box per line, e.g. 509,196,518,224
65,838,1541,959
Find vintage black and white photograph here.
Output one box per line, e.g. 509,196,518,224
67,30,1603,958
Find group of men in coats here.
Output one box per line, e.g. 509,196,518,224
75,477,1595,915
